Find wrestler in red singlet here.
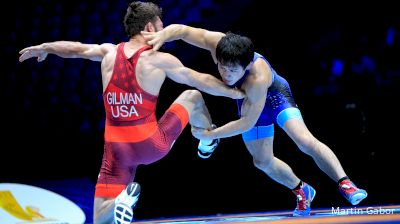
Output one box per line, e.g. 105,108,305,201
95,43,189,198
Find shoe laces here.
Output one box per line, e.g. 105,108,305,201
293,189,307,210
340,180,357,194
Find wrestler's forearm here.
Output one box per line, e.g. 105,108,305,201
204,75,243,99
188,71,244,99
162,24,187,41
209,119,253,139
164,24,209,50
41,41,91,58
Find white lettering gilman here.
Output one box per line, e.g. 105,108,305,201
106,92,143,118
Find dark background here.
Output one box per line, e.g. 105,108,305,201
2,0,400,222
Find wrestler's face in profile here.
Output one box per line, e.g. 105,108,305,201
217,62,246,86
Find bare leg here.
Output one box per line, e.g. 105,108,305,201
245,137,301,189
283,118,347,182
93,90,213,223
94,197,115,224
173,90,214,145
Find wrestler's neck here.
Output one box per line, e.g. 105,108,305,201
126,35,149,48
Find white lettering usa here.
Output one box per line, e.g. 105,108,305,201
107,92,143,118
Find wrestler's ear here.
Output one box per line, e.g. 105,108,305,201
144,22,155,32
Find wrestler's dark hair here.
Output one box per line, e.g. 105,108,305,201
124,1,162,38
216,32,254,68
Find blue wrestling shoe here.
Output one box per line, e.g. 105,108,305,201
198,138,220,159
339,179,368,205
292,182,316,216
197,124,220,159
114,182,141,224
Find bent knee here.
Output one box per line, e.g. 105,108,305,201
253,157,273,170
181,89,203,101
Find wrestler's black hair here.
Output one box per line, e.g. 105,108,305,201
216,32,254,68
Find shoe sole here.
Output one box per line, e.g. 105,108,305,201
350,192,368,205
198,150,212,159
114,203,133,224
311,189,316,202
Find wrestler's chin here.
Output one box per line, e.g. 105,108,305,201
223,80,234,86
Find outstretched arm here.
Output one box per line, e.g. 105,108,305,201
142,24,224,62
19,41,115,62
192,65,271,140
155,52,244,99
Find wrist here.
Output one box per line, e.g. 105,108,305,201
171,24,186,40
40,43,46,48
41,43,50,51
231,89,241,99
207,129,218,140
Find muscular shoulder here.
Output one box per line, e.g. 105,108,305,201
243,58,271,100
101,43,117,52
144,50,182,69
99,43,116,61
248,58,272,87
102,46,117,65
98,43,116,59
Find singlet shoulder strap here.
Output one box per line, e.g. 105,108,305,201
117,43,152,60
130,45,153,61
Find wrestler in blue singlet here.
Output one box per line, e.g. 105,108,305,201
232,53,303,141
